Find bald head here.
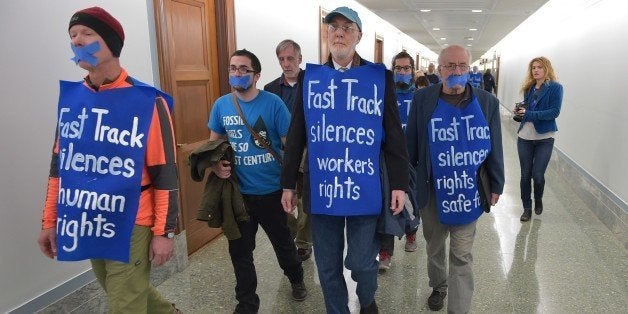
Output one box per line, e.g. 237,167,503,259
438,45,472,95
438,45,471,65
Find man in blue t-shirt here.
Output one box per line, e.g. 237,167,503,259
469,65,484,89
208,49,306,313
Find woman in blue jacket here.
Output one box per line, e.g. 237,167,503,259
514,57,563,222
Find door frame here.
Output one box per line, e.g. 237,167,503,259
152,0,236,253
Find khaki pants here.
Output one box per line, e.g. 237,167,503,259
287,197,312,250
421,189,477,314
91,225,173,314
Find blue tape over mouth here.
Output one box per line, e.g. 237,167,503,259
70,41,100,67
446,73,469,87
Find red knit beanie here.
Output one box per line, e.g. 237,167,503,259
68,7,125,57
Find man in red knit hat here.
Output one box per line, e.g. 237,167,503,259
37,7,181,313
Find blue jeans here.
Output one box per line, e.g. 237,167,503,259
311,214,380,314
517,137,554,209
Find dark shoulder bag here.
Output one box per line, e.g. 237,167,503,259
230,93,283,165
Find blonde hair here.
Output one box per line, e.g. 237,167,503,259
520,56,558,95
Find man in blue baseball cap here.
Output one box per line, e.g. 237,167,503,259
281,5,409,314
324,6,362,31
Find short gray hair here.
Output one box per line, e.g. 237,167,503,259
275,39,302,57
437,45,472,65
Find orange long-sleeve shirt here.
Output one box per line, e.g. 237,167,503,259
42,69,179,236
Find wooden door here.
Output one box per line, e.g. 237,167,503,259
374,35,384,63
319,8,329,63
154,0,234,254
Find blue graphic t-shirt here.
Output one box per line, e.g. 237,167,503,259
56,80,159,262
427,96,491,225
396,87,415,132
469,72,483,88
208,90,290,195
303,62,385,216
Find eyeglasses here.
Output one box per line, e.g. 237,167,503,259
394,65,412,72
441,64,469,72
228,65,255,74
328,24,358,34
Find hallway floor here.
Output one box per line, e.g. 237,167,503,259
157,112,627,313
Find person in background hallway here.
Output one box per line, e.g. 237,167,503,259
378,51,420,271
416,75,430,89
281,6,409,313
264,39,312,261
514,56,563,222
483,69,496,94
406,44,504,313
37,6,181,313
469,65,484,89
209,49,307,313
425,62,440,85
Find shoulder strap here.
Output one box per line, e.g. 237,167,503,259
230,93,283,165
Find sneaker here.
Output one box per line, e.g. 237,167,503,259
359,300,379,314
520,208,532,222
291,282,307,301
378,251,391,270
404,233,418,252
427,290,447,311
534,198,543,215
297,248,312,261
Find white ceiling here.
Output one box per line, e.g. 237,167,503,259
355,0,549,62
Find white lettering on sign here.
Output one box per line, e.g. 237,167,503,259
92,108,144,148
344,79,382,116
307,79,337,109
57,212,116,252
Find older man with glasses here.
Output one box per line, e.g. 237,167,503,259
281,6,408,314
406,44,504,313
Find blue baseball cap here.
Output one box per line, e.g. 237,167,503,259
324,6,362,31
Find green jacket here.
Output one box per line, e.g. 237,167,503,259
189,139,248,240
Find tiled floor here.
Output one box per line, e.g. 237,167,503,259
156,114,627,313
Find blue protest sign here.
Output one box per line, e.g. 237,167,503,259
303,63,385,216
55,81,156,262
428,97,491,225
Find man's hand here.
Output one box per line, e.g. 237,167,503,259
390,190,406,215
491,193,500,206
281,189,297,214
38,227,57,259
149,235,174,267
212,160,231,179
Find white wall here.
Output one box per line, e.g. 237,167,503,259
234,0,437,88
0,1,158,312
484,0,628,205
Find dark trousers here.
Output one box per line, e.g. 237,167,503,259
517,137,554,209
228,190,304,314
380,228,418,256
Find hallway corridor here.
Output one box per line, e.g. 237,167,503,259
155,108,627,313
